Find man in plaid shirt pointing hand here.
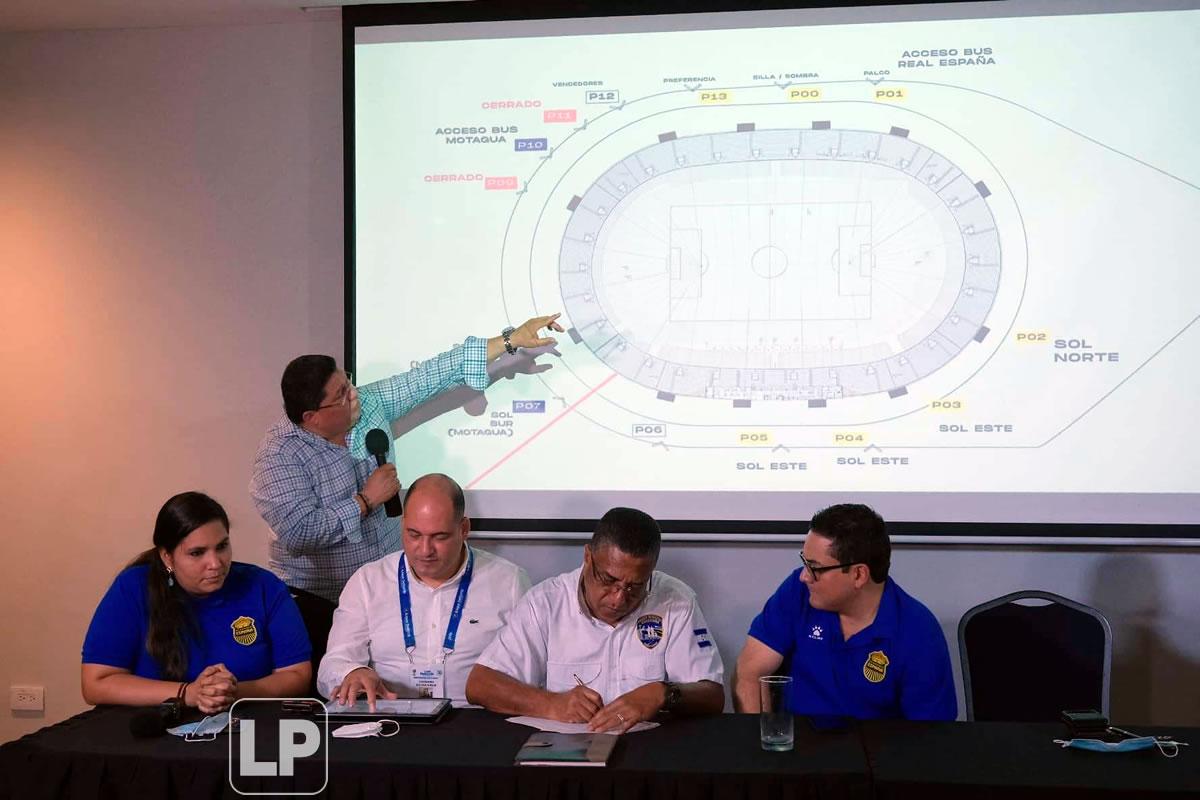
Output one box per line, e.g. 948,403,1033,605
250,314,563,687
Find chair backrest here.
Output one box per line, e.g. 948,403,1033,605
958,590,1112,722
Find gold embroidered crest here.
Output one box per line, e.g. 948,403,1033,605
231,615,258,646
863,650,889,683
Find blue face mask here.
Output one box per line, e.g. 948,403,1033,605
1054,735,1183,758
167,712,231,741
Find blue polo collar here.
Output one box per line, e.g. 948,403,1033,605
186,564,248,608
834,578,900,648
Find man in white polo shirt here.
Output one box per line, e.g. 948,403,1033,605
318,473,529,706
466,507,724,732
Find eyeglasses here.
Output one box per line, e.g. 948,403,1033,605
316,371,355,410
588,559,651,599
798,552,860,581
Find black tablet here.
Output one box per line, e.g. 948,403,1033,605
322,697,451,725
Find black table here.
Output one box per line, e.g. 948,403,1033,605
860,719,1200,799
0,707,870,800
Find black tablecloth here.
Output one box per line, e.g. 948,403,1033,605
0,707,869,800
861,720,1200,799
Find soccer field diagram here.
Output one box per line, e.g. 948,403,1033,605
557,125,1001,403
353,11,1200,494
499,90,1032,444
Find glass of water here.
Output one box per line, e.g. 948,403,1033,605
759,675,793,751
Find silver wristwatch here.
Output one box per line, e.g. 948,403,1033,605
501,326,517,355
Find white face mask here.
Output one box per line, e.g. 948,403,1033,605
331,720,400,739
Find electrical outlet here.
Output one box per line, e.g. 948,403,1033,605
10,685,44,711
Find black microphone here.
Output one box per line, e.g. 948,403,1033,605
129,699,182,738
364,428,403,517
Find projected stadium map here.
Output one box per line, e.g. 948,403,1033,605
353,7,1200,503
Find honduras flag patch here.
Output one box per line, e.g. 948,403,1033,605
636,614,663,649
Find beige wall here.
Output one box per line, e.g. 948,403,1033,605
0,20,343,743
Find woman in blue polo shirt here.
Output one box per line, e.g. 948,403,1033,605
82,492,311,713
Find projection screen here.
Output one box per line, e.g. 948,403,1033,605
345,0,1200,540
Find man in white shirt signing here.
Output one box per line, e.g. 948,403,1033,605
319,473,529,705
466,507,725,732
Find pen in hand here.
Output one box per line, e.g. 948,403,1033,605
570,672,605,724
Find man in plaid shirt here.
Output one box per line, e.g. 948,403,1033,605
250,313,562,682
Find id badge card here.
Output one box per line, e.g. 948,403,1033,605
411,665,445,698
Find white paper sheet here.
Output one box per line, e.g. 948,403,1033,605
505,716,659,734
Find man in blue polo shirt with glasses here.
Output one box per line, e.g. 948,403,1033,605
732,503,956,720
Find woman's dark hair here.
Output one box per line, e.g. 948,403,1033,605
127,492,229,680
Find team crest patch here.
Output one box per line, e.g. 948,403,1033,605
231,616,258,646
636,614,663,649
863,650,889,683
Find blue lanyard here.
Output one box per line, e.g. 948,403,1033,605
398,547,474,662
